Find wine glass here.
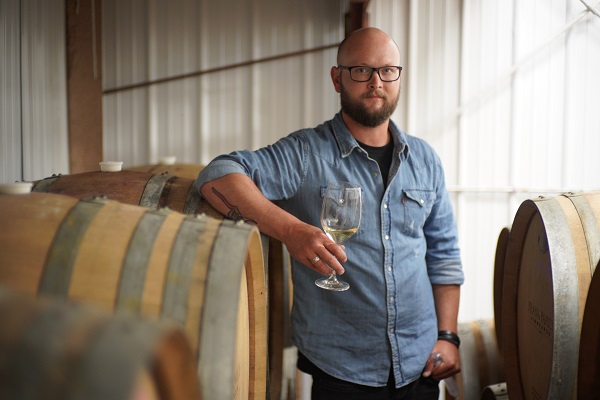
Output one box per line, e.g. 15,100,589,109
315,181,362,291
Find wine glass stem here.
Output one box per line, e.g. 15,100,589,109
327,270,339,283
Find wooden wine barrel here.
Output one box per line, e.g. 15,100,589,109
31,167,291,400
493,227,510,355
0,192,267,400
481,383,509,400
447,320,504,400
195,201,294,400
31,170,221,218
126,162,204,180
502,192,600,400
268,239,295,400
578,260,600,400
0,285,200,400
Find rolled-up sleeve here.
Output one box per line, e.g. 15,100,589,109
194,158,249,193
194,132,308,201
423,158,464,285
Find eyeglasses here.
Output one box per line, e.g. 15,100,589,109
337,65,402,82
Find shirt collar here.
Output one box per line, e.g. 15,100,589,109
331,111,410,159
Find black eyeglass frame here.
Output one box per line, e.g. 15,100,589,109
337,65,403,82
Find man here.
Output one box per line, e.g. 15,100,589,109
195,27,463,400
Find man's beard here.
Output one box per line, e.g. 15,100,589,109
340,83,400,128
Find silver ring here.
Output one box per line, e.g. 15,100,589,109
310,256,320,264
430,352,443,367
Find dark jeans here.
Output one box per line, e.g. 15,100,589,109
298,352,440,400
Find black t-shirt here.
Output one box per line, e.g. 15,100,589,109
356,139,394,187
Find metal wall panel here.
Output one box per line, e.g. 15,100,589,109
102,0,345,167
370,0,600,322
564,0,600,189
1,0,68,183
20,0,69,180
0,0,22,183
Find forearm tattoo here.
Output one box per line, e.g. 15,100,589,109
211,187,258,225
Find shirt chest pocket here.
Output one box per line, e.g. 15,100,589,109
401,189,435,238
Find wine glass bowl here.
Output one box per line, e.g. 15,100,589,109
315,181,361,291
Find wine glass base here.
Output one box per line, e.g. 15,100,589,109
315,278,350,291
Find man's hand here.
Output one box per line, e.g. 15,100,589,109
422,340,461,380
282,222,348,276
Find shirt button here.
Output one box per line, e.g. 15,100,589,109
373,172,378,177
385,235,390,240
389,296,394,302
383,204,388,209
387,266,392,271
420,199,424,204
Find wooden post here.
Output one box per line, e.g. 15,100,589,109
345,0,370,37
66,0,103,173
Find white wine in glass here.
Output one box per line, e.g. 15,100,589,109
316,181,362,291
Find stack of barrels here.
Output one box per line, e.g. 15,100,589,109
443,191,600,400
0,160,293,400
7,161,598,400
490,192,600,400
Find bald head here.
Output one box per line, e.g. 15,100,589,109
337,28,400,66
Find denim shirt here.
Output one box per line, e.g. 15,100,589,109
195,112,464,388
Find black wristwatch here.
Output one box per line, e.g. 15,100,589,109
437,330,460,348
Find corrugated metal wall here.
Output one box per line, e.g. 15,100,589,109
0,0,68,182
101,0,346,166
0,0,22,182
371,0,600,321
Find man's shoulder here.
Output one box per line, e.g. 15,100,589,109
285,118,336,144
405,132,435,153
392,124,437,155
